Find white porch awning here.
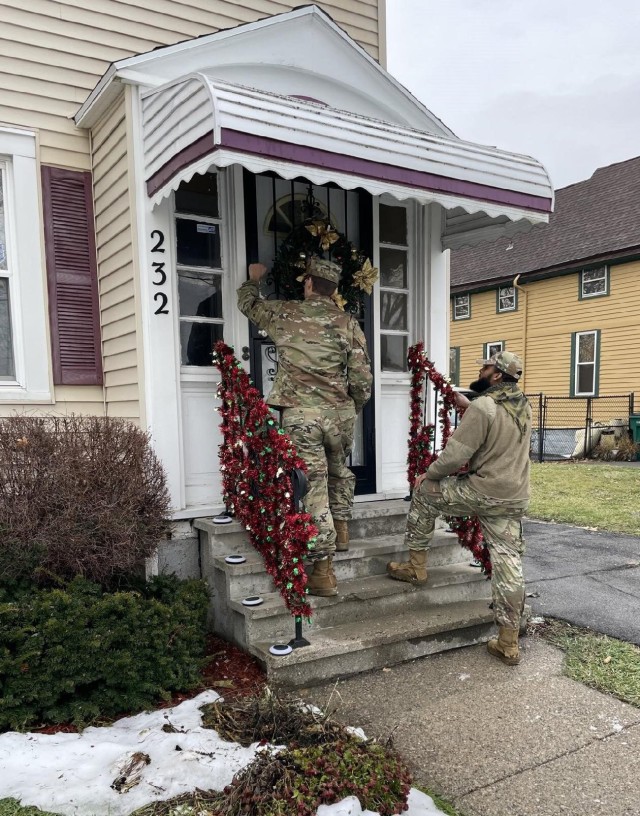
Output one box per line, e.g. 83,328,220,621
142,74,553,247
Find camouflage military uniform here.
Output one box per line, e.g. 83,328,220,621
405,475,528,629
399,352,532,631
237,263,372,559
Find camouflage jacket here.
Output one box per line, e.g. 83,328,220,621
237,280,372,412
425,395,532,502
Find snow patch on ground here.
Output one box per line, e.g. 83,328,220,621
0,691,448,816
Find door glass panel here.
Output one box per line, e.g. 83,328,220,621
176,218,221,268
379,204,407,245
381,334,408,372
180,321,224,366
380,248,407,288
0,278,15,379
179,272,223,319
174,173,219,218
380,292,408,331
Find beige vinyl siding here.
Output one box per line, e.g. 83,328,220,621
92,94,140,421
450,260,640,400
0,0,381,170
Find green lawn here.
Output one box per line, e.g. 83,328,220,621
540,620,640,708
0,802,59,816
529,462,640,535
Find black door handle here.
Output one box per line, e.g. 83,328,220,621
241,346,250,361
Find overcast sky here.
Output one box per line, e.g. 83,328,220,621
386,0,640,191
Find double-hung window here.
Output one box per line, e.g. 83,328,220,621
0,164,15,381
580,267,608,299
571,330,600,396
497,285,517,312
175,172,224,367
0,128,50,402
453,294,470,320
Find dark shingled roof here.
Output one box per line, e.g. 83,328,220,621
450,155,640,292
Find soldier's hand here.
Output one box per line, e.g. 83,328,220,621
414,472,430,490
454,391,471,410
248,263,268,281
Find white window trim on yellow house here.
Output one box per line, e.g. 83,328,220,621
579,266,609,299
0,127,51,404
453,293,470,320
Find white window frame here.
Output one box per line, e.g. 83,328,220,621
377,198,414,375
497,285,516,312
484,340,504,359
453,293,470,320
573,330,598,397
580,266,608,299
173,171,226,372
0,128,51,403
0,162,16,382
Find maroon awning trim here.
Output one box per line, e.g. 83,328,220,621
147,128,552,213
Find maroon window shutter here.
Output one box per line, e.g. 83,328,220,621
42,165,103,386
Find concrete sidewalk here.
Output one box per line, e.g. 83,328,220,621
299,637,640,816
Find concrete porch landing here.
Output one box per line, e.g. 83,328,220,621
195,500,494,687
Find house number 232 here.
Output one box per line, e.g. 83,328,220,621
150,229,169,315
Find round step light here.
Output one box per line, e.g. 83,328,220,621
242,596,264,607
224,554,247,565
213,513,233,524
269,644,293,656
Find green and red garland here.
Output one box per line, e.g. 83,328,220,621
407,342,491,576
212,341,316,618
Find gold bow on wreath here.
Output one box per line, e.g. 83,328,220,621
352,258,379,295
331,291,348,311
305,220,339,251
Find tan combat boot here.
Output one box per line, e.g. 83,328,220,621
487,626,520,665
307,557,338,597
386,550,427,584
334,520,349,552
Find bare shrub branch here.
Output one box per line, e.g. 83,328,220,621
0,415,171,584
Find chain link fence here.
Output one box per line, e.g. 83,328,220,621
527,393,636,461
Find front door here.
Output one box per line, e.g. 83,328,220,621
242,171,376,494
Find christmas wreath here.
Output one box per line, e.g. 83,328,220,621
407,342,490,575
272,193,377,313
212,341,317,618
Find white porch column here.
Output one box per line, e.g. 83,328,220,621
425,202,450,375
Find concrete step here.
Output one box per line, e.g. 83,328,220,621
250,599,496,688
221,565,491,646
194,499,412,563
208,531,470,599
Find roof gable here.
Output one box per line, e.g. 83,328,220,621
76,4,453,136
450,156,640,290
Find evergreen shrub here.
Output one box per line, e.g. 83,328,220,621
0,415,172,585
0,575,208,730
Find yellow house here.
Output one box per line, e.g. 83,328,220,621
0,0,552,528
450,157,640,406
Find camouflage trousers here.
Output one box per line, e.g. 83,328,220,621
406,475,528,630
282,407,356,560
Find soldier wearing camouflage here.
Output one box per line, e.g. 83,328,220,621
237,257,372,596
387,350,531,665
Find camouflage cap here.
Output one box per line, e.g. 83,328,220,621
296,257,341,285
476,350,523,380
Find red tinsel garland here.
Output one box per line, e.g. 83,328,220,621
212,341,316,618
407,342,491,576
